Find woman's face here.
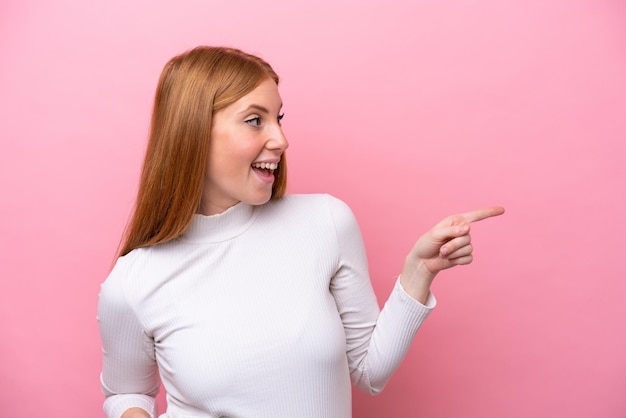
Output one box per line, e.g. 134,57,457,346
200,78,288,215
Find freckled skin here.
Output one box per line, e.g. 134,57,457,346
200,79,288,216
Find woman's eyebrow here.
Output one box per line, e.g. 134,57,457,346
239,104,270,114
238,103,283,114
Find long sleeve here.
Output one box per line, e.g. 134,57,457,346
97,255,160,418
327,195,436,394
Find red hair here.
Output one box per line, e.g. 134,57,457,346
119,46,287,256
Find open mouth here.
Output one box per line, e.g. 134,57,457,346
251,162,278,180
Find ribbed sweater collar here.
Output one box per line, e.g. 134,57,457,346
179,202,259,244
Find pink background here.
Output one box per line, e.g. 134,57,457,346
1,0,625,417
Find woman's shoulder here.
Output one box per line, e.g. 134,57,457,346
273,193,351,211
100,247,155,294
267,193,357,227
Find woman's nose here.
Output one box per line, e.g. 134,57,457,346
267,126,289,151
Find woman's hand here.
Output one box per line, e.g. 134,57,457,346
400,206,505,304
121,408,152,418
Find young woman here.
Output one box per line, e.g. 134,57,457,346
98,46,504,418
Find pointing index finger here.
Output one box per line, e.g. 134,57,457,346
461,206,505,224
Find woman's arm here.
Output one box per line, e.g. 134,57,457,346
327,195,504,394
98,255,160,418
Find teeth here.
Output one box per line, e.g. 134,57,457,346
252,162,278,170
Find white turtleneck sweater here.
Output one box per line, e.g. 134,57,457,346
98,194,435,418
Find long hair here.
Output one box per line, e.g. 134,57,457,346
119,46,287,257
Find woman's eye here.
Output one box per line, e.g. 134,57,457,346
245,117,261,127
277,113,285,125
